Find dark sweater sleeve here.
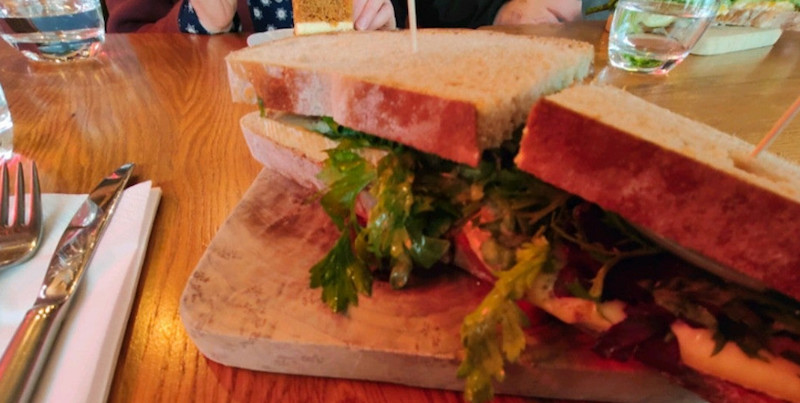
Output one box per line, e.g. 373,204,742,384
106,0,183,32
392,0,511,29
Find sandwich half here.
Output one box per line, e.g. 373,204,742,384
225,29,800,403
510,84,800,403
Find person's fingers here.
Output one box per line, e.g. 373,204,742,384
355,0,388,30
352,0,368,23
371,1,396,30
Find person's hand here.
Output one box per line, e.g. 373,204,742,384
353,0,396,30
190,0,237,33
494,0,582,25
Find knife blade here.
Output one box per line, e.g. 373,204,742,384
0,163,135,403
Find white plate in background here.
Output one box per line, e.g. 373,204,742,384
247,28,294,47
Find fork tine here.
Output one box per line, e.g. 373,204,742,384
0,163,8,226
14,162,24,226
0,160,44,271
29,162,41,230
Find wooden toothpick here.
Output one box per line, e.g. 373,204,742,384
751,94,800,158
408,0,418,53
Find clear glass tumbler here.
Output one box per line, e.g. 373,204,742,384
0,0,105,62
0,84,12,160
608,0,719,74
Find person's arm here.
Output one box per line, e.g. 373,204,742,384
106,0,183,32
493,0,583,25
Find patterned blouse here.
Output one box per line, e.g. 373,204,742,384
178,0,294,34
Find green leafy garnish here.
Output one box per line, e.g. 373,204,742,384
315,116,397,150
457,235,551,403
318,146,376,229
622,54,665,69
364,152,416,288
309,142,376,312
311,122,466,311
309,233,372,313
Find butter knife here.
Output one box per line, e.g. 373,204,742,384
0,163,135,403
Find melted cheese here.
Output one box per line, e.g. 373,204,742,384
672,321,800,402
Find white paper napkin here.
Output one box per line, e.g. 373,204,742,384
0,181,161,403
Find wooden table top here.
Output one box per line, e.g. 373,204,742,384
0,20,797,403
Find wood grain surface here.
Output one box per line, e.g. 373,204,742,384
0,21,797,403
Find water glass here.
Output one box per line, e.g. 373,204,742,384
608,0,719,74
0,84,13,161
0,0,105,62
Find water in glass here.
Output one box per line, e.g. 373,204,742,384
608,0,718,74
0,0,105,62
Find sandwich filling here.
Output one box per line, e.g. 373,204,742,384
297,115,800,403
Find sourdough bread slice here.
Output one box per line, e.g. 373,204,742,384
516,84,800,302
227,29,593,167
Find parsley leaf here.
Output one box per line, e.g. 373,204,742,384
310,143,376,312
457,235,551,403
309,233,372,313
318,146,376,229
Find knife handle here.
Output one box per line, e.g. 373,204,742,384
0,302,68,403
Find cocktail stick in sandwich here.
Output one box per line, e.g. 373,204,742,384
226,30,800,403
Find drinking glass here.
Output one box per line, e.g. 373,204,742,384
0,84,13,161
608,0,719,74
0,0,105,62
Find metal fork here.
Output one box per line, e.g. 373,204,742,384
0,162,42,271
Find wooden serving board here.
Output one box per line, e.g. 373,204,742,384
180,169,702,402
